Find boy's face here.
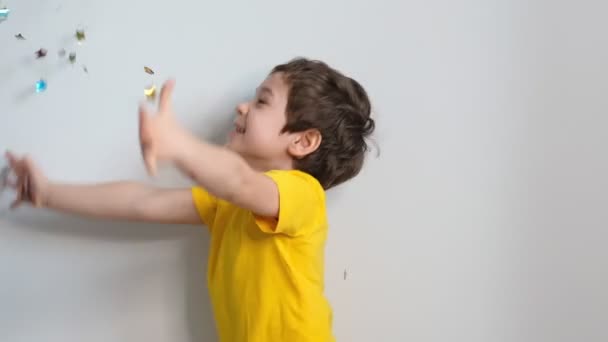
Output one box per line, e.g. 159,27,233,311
226,72,294,167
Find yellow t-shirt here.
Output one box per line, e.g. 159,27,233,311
191,169,335,342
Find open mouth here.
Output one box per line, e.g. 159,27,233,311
235,125,246,134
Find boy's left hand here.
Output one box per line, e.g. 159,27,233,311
139,79,185,176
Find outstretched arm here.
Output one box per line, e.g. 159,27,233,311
5,152,201,224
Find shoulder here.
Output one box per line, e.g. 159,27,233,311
264,169,325,201
255,169,327,236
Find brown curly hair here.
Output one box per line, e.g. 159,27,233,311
272,58,376,190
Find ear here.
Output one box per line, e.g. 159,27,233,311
288,129,322,159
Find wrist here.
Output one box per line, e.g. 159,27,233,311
170,129,198,168
165,124,194,163
41,181,56,208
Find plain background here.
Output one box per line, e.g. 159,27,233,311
1,0,607,341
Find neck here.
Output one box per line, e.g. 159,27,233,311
242,155,294,173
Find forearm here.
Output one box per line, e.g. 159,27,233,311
173,132,251,201
45,181,155,221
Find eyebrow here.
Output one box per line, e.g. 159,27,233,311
257,86,274,98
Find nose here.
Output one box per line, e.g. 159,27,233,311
236,102,248,116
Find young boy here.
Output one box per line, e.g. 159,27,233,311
5,57,375,342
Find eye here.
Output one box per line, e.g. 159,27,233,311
256,97,267,105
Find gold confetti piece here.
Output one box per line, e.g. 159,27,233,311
35,48,47,58
144,66,155,75
69,52,76,63
144,85,156,100
75,29,86,41
15,33,25,40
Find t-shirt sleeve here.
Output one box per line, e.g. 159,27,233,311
254,170,326,237
191,186,219,230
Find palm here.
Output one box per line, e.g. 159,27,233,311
139,79,181,176
4,151,47,208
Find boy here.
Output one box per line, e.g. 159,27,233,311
5,57,375,341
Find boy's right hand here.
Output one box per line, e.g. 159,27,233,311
4,151,49,209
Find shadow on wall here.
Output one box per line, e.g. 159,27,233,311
182,226,218,342
2,210,216,341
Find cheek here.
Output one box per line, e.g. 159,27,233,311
247,118,274,140
246,127,271,145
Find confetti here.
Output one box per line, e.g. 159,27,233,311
58,49,66,57
75,29,86,42
15,33,25,40
144,66,155,75
144,85,156,100
35,79,47,93
83,65,88,73
35,48,48,59
0,7,10,21
68,52,76,64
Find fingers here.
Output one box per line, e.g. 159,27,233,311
23,173,30,201
138,103,148,139
21,169,37,206
10,168,39,209
4,152,40,208
140,136,157,176
5,151,25,177
5,150,21,209
5,150,18,169
159,79,176,113
28,175,42,207
139,105,152,151
4,151,37,208
10,174,25,210
138,104,157,176
5,150,14,160
144,149,157,176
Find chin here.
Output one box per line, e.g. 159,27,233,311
225,135,238,148
226,141,244,154
225,142,237,151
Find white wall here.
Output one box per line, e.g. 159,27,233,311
1,1,607,341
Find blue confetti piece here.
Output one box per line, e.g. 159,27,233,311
0,8,10,20
35,79,47,93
